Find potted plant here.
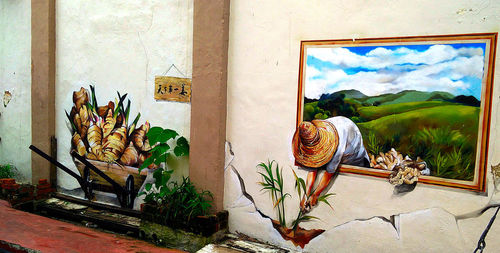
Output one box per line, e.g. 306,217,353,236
138,126,228,252
0,164,18,199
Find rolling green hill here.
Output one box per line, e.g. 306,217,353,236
302,89,480,180
358,90,455,105
320,89,367,100
358,101,453,120
302,89,480,181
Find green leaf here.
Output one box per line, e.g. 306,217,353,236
161,129,179,142
147,127,179,145
145,183,152,191
144,194,153,203
153,168,164,185
114,92,127,118
292,170,302,196
124,99,131,123
317,193,335,210
152,143,170,155
258,172,272,185
273,193,291,208
260,186,277,191
147,127,163,144
139,155,155,172
300,215,319,221
154,152,170,166
89,85,98,109
159,186,169,197
299,178,307,195
65,110,78,132
174,137,189,156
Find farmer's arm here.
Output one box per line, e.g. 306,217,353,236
300,170,317,210
310,171,334,206
306,170,317,196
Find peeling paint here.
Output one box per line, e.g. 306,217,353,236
3,91,12,107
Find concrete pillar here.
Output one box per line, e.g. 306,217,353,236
190,0,230,212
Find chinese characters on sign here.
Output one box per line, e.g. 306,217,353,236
154,76,192,102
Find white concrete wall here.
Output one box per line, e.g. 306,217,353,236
55,0,193,189
0,0,32,182
226,0,500,252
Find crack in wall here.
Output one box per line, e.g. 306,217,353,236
137,7,153,89
137,32,149,87
225,141,400,237
224,141,500,250
231,164,402,235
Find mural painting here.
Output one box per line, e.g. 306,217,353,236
67,86,154,194
65,86,189,206
297,34,496,192
247,34,496,249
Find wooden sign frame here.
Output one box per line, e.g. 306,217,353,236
154,76,192,102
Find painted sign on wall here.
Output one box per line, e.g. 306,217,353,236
154,76,192,102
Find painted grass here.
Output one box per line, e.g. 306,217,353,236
358,105,480,180
358,105,480,138
358,101,453,120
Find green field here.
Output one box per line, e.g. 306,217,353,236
359,90,454,105
303,95,480,181
358,101,453,120
358,105,479,138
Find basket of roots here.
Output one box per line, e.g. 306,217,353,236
67,86,157,193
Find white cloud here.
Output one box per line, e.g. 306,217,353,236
308,44,484,70
304,68,348,99
306,65,322,78
305,44,485,98
457,47,484,57
331,71,397,96
400,45,458,65
447,55,484,79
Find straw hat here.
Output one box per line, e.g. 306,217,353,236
292,120,339,168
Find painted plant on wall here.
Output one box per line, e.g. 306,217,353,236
297,34,496,192
67,86,157,195
256,160,331,248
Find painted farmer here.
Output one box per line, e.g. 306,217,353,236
292,116,370,212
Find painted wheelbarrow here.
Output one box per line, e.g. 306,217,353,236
29,145,140,208
73,158,147,194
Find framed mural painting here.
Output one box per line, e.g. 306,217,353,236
296,33,497,192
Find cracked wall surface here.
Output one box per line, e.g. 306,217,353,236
226,0,500,251
225,143,500,252
0,0,32,182
55,0,193,189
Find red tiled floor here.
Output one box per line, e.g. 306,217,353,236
0,200,185,253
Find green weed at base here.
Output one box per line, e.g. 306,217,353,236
0,164,17,179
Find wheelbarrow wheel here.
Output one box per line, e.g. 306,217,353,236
125,175,135,208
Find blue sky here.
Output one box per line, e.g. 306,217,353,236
305,43,486,100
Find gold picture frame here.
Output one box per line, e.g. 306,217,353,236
296,33,497,192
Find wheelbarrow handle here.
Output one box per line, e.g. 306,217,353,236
29,145,83,183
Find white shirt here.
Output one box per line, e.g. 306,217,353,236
300,116,369,173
